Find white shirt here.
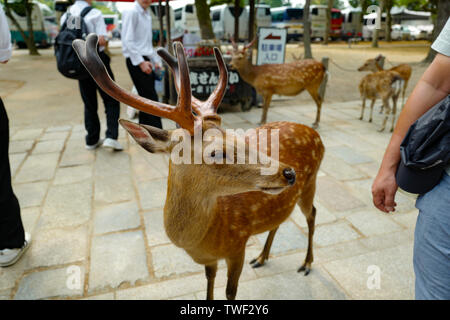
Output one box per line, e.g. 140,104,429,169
121,1,161,66
0,6,12,63
60,0,107,51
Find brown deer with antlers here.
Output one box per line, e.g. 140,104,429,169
73,34,324,300
358,55,412,109
230,39,326,128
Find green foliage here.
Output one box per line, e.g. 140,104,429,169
311,0,345,9
92,1,115,15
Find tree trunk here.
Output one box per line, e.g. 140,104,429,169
303,0,312,58
24,0,39,55
423,0,449,63
385,0,392,42
158,0,164,46
194,0,214,40
324,0,333,45
234,0,240,41
371,1,383,48
3,0,39,56
248,0,255,42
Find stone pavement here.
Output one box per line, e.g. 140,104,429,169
0,100,418,300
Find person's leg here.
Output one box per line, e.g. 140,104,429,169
126,58,162,129
78,77,101,146
98,51,120,140
0,98,25,250
414,173,450,300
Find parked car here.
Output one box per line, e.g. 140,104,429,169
391,24,411,40
408,25,428,40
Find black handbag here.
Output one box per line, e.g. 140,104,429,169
395,95,450,194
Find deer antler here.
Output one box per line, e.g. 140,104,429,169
244,37,256,50
157,46,228,116
230,36,238,51
73,33,198,134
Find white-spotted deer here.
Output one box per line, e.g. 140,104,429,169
230,38,326,128
357,68,404,132
358,54,412,109
73,34,324,300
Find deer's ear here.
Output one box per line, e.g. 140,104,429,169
119,119,171,154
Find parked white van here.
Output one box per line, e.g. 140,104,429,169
341,7,362,39
246,4,271,30
210,4,248,40
171,0,200,37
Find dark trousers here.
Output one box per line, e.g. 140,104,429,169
0,98,25,250
78,51,120,145
126,57,162,128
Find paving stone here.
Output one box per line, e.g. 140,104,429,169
9,152,27,177
169,293,198,300
251,252,305,278
130,152,167,182
0,289,11,300
327,145,373,165
53,165,92,185
21,207,40,233
89,231,149,292
14,153,59,183
39,180,92,229
346,210,402,237
151,244,204,278
39,131,69,141
320,154,368,181
137,178,167,210
359,229,414,252
32,140,65,154
313,240,369,264
14,266,85,300
13,181,48,208
220,112,246,125
391,211,418,229
208,266,347,300
94,148,131,177
144,209,171,246
0,253,28,291
11,128,43,141
27,226,88,269
9,140,34,154
314,222,360,247
94,201,141,235
94,174,135,205
60,149,95,167
46,125,72,132
161,118,177,130
322,243,414,299
316,176,366,213
116,274,206,300
290,200,336,228
256,220,307,255
81,293,115,300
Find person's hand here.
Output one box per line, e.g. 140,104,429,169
139,61,153,74
0,60,8,64
372,167,398,213
98,35,107,47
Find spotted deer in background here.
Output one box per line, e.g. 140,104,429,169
230,38,326,128
74,34,325,300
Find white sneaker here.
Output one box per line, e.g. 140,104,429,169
0,232,31,267
86,139,103,150
102,138,123,151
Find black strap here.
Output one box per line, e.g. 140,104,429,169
80,6,93,18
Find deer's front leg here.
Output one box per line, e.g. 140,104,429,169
250,227,279,268
360,96,366,120
225,251,245,300
368,99,376,123
260,94,272,125
205,262,218,300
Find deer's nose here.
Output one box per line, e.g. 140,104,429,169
283,168,296,185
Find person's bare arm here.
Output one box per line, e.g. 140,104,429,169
372,53,450,213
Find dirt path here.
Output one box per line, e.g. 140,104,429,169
0,41,430,128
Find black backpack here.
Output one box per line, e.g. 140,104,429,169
54,6,93,80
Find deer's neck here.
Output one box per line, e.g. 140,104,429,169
163,163,219,249
237,62,257,85
375,62,384,71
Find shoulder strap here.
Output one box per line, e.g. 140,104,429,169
80,6,93,18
